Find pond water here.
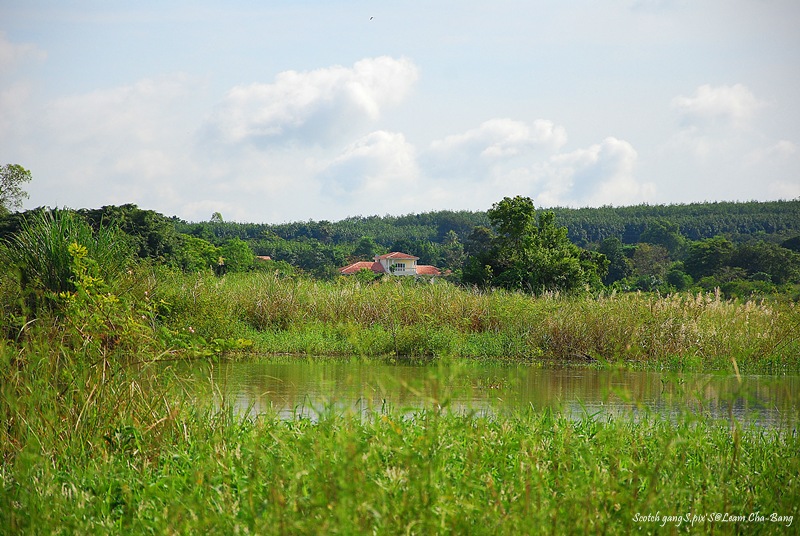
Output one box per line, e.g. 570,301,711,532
164,359,800,427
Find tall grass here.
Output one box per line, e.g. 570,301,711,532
4,209,134,292
0,217,798,533
2,344,798,534
0,209,135,322
152,271,800,371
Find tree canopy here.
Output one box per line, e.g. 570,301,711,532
462,196,607,293
0,164,32,215
2,197,798,298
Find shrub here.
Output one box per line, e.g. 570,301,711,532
1,209,135,315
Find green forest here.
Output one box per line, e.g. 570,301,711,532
2,196,799,299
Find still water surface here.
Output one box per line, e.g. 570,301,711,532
166,359,800,427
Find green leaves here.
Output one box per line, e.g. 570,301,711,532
488,195,537,245
467,196,607,294
2,209,135,314
0,163,32,215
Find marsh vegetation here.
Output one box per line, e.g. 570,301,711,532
1,206,799,533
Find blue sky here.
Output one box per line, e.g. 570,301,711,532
2,0,798,223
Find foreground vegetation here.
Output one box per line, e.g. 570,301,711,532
1,210,796,372
0,210,798,372
1,204,799,533
2,341,798,534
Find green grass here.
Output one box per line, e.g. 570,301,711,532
2,350,798,534
152,270,800,372
1,245,799,533
2,209,133,298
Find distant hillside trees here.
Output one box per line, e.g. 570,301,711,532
78,204,181,260
684,237,736,281
598,237,633,285
2,199,798,298
552,200,800,246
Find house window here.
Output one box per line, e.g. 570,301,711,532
393,263,406,271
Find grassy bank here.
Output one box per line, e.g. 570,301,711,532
2,346,798,534
152,269,800,372
1,211,797,372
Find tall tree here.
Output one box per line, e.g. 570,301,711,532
0,164,32,215
221,238,256,272
730,242,800,284
461,226,496,286
441,230,465,271
463,196,607,293
639,219,686,258
780,235,800,253
684,236,735,280
631,243,670,279
352,236,382,259
173,235,221,272
79,204,180,260
599,236,633,285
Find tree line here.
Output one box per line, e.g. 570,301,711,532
2,182,799,298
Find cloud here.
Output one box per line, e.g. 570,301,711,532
421,120,653,208
417,120,655,209
319,130,418,197
541,137,655,206
664,83,772,171
671,83,764,128
46,74,192,148
20,74,201,211
0,83,34,146
659,83,798,202
745,139,796,164
766,180,800,200
744,140,800,200
203,56,419,147
0,31,46,69
0,34,45,141
629,0,672,10
425,118,567,179
431,118,566,157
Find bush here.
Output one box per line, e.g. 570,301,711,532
666,269,692,291
1,209,134,315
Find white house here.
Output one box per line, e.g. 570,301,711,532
339,252,441,276
374,252,418,275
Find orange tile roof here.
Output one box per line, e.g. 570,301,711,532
339,261,386,275
415,265,441,276
375,252,419,260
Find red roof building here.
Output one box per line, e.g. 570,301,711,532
339,261,385,275
339,252,441,277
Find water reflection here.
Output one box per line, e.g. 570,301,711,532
164,359,800,427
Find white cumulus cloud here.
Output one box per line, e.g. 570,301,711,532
319,130,418,198
47,75,191,148
22,74,200,210
420,121,654,209
431,118,566,158
203,56,419,147
541,137,655,206
745,139,796,164
425,118,567,180
671,83,764,128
